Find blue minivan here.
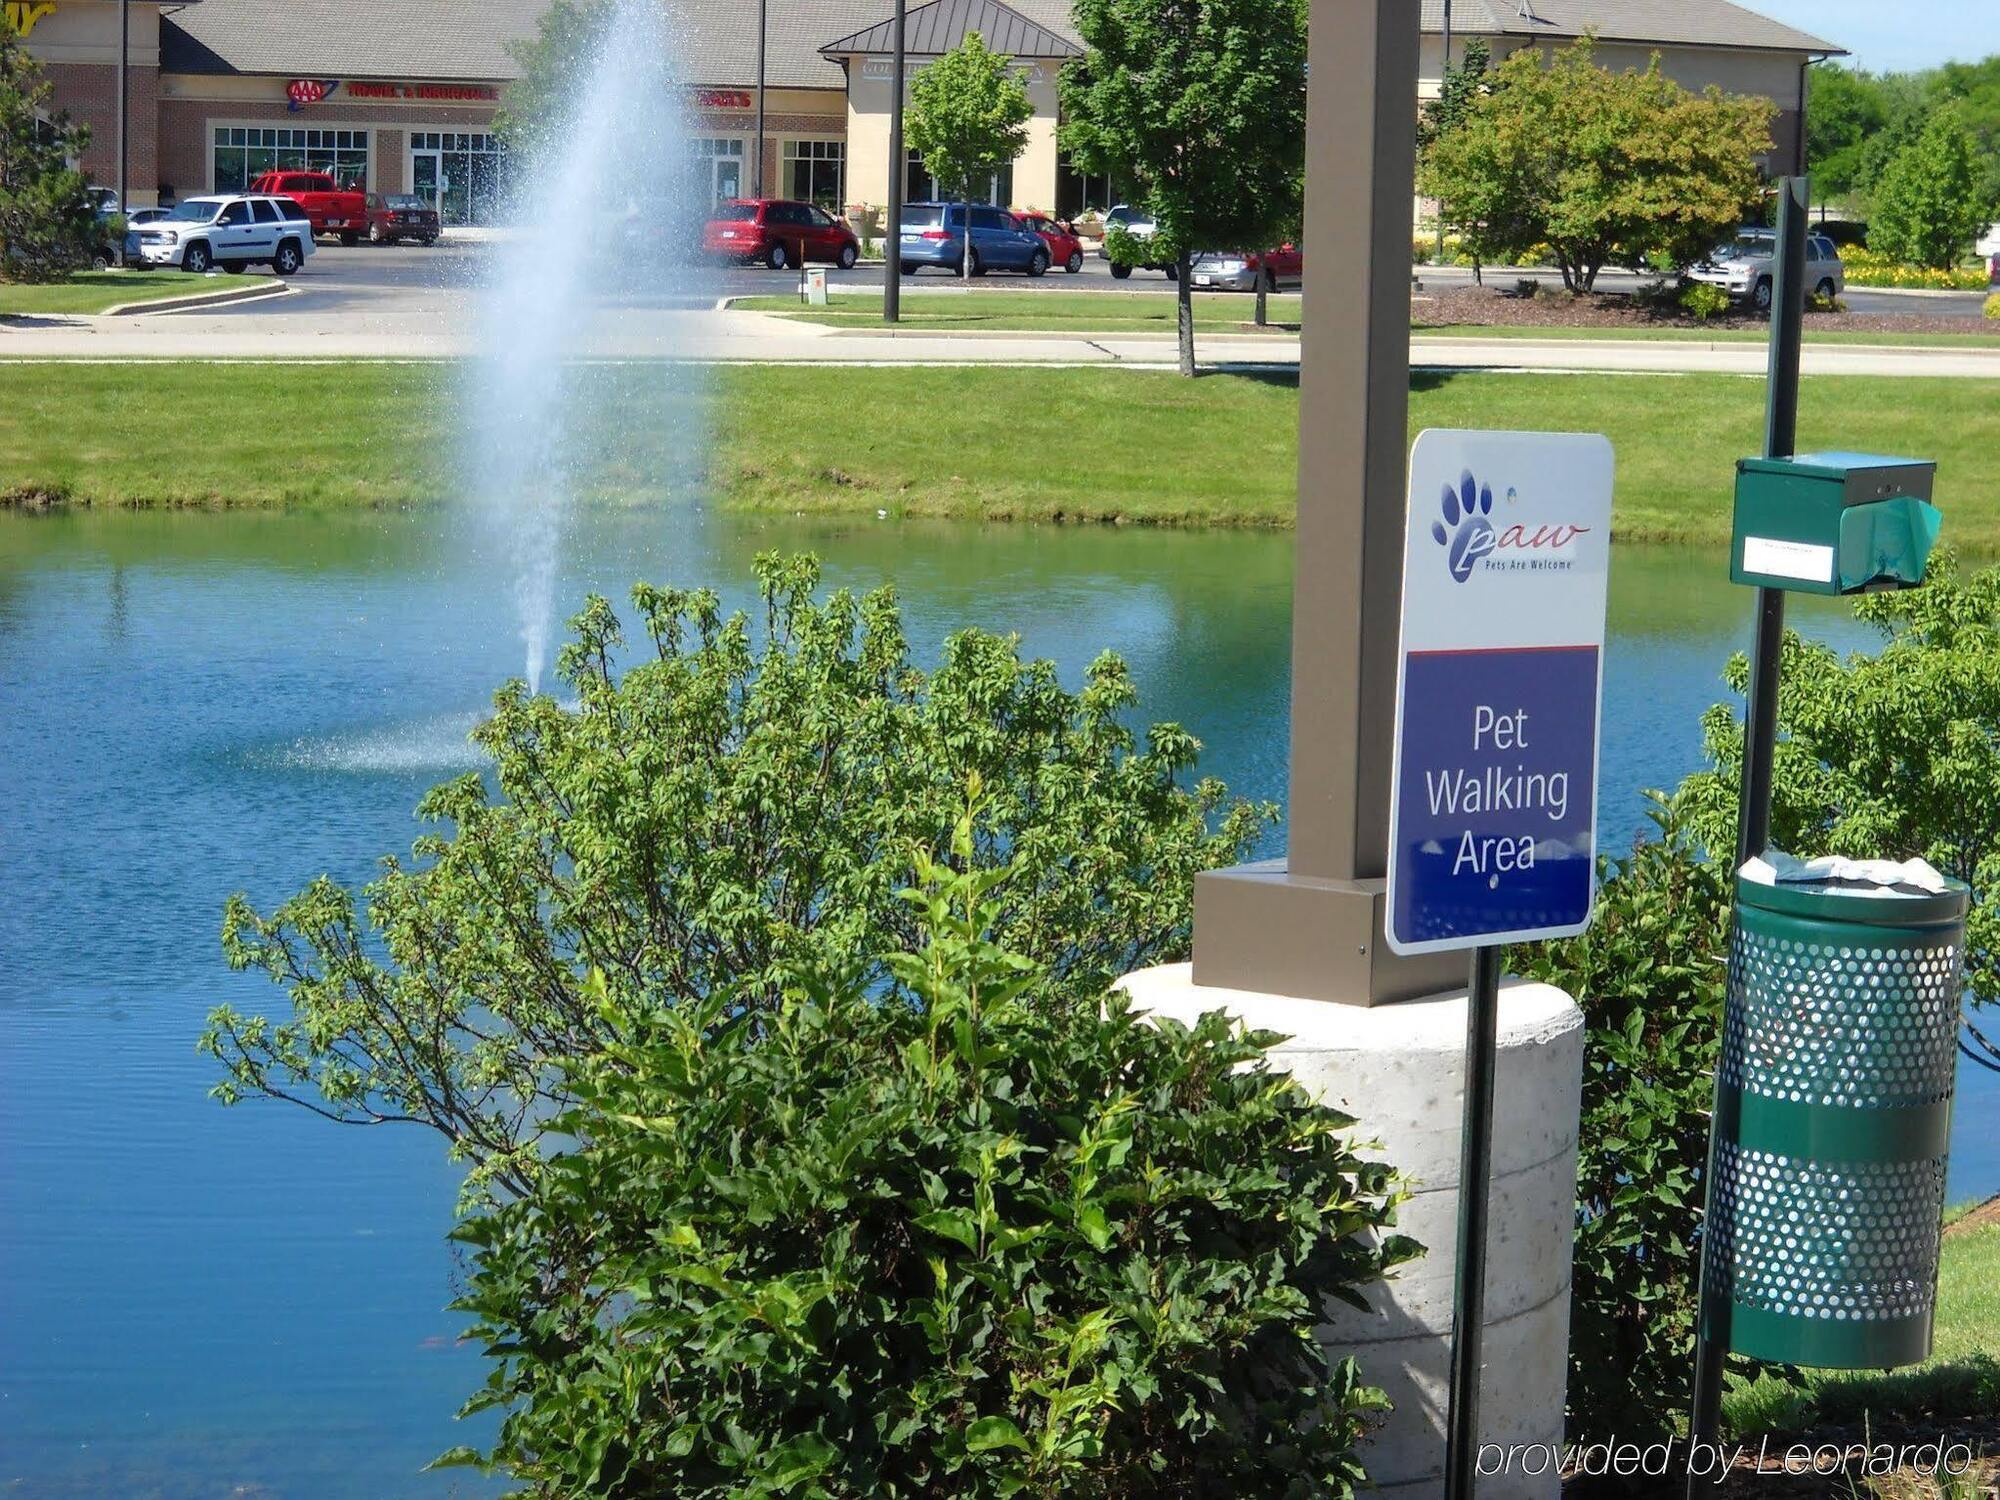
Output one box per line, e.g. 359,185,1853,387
898,202,1050,277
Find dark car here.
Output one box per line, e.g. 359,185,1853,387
897,203,1048,277
704,199,859,270
365,193,440,245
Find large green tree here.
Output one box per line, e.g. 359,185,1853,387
1060,0,1308,377
1868,102,1989,269
1420,40,1774,291
207,556,1270,1205
0,28,96,283
905,32,1034,282
1804,61,1887,203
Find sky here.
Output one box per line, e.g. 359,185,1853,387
1744,1,2000,73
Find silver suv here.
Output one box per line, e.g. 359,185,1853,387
131,194,315,276
1688,228,1845,310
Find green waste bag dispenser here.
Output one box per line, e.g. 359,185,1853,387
1710,872,1969,1368
1731,452,1940,597
1704,447,1964,1370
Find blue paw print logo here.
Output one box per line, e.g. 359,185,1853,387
1432,470,1496,583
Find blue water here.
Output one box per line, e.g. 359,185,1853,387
1,507,1993,1498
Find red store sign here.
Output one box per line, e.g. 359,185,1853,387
343,81,501,102
693,88,753,109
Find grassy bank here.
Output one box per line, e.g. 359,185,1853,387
5,363,2000,544
735,289,1302,332
0,271,215,316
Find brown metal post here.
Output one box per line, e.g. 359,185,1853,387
1191,0,1460,1005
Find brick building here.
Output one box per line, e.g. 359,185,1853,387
21,0,1837,221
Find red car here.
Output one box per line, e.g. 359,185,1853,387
363,193,440,245
248,170,367,244
1012,212,1085,274
704,199,859,271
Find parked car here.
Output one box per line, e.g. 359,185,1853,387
898,202,1048,276
1687,228,1844,309
1100,202,1175,279
364,193,440,245
704,199,860,270
1989,251,1999,289
118,205,172,261
1012,211,1085,274
1190,243,1303,293
129,194,315,275
247,170,367,244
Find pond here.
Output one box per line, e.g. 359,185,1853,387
2,506,1994,1499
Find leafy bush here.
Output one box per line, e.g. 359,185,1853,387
1515,795,1731,1441
1679,281,1734,321
209,556,1271,1204
445,806,1417,1498
0,28,100,282
1103,222,1170,269
1680,555,2000,1012
1985,291,2000,320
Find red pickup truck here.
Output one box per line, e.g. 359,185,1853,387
248,170,367,244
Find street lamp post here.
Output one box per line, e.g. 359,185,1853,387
1436,0,1450,261
885,0,907,322
754,0,768,199
115,0,130,263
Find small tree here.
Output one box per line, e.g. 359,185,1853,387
1804,61,1887,205
498,0,611,159
1420,40,1773,291
0,28,96,283
905,32,1033,281
1061,0,1308,376
1868,102,1988,270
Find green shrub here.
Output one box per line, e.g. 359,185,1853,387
1515,794,1731,1441
1985,291,2000,321
209,555,1272,1205
1679,281,1734,321
445,806,1417,1498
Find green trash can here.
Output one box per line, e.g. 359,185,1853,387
1703,871,1969,1369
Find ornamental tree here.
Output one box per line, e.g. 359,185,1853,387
207,555,1271,1205
1060,0,1308,376
1420,40,1774,291
905,32,1034,280
1868,103,1989,270
0,28,97,282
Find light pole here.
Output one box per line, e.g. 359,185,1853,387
884,0,907,322
1435,0,1450,261
115,0,129,262
754,0,768,198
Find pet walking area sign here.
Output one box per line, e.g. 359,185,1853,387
1386,429,1615,955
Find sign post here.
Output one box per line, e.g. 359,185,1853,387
1385,428,1614,1500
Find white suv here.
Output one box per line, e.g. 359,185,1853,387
131,194,315,276
1688,228,1845,310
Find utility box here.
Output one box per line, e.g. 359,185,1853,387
1705,872,1968,1369
1731,452,1940,595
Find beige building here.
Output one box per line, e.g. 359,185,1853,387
19,0,1836,218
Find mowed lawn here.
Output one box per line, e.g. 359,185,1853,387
734,289,1302,331
0,271,217,316
5,361,1999,545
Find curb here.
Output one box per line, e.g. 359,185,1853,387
1842,282,1993,300
103,280,293,317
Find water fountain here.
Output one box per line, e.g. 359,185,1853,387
463,0,707,692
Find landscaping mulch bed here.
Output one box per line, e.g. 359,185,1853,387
1411,283,2000,339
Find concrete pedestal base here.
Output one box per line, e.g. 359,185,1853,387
1118,964,1585,1499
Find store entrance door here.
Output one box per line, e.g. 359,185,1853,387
412,149,442,215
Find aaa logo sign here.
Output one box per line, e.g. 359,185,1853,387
5,3,57,38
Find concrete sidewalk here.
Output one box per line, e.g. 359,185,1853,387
5,306,2000,377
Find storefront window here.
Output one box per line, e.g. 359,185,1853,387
408,131,506,227
213,127,369,193
782,139,843,209
906,150,1011,208
690,137,746,205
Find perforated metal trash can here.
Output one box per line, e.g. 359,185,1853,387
1701,872,1969,1369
